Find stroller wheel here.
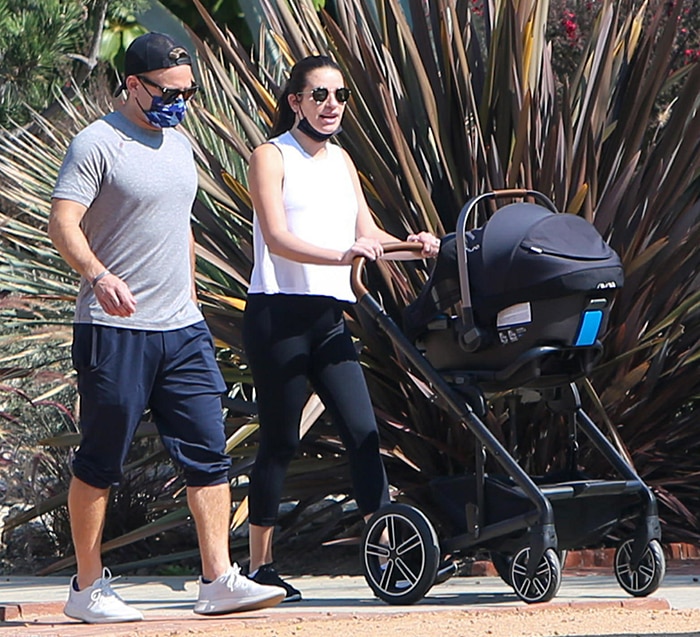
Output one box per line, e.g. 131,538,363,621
493,548,566,588
614,538,666,597
510,547,562,604
361,503,440,605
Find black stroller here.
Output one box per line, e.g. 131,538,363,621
351,190,665,605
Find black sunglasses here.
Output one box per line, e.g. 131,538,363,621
137,75,199,105
297,86,351,104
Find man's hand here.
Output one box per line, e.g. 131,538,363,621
93,273,137,317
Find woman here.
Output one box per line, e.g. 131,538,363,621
243,55,440,601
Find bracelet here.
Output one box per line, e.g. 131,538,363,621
90,270,110,288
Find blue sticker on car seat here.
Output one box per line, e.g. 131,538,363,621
575,310,603,347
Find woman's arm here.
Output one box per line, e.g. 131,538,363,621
343,151,440,259
248,143,382,265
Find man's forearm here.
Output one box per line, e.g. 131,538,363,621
48,202,105,283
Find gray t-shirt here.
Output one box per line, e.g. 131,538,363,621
52,110,202,330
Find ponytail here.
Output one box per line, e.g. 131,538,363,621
269,86,296,137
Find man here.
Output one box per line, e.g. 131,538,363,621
48,32,285,624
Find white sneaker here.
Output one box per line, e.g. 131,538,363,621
194,564,286,615
64,568,144,624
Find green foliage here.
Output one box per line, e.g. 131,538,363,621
0,0,152,127
0,0,87,126
101,1,150,69
160,0,252,46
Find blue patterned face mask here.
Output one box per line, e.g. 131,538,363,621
143,95,187,128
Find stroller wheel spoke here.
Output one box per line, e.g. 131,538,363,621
616,563,631,577
535,562,551,577
638,564,654,580
511,561,528,578
395,557,418,585
366,542,390,559
531,577,547,597
386,516,397,550
396,534,423,556
379,560,395,590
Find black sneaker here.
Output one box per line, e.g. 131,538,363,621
249,563,302,603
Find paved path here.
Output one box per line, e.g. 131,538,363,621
1,565,699,635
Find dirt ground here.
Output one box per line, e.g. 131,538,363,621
7,607,700,637
169,608,700,637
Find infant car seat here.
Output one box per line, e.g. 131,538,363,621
403,202,623,388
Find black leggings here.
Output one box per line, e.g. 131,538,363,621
243,294,390,527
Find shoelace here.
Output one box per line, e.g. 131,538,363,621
221,564,242,591
90,569,124,602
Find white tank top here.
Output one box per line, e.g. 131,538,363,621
248,131,358,302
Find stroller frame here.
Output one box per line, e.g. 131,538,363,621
352,190,664,605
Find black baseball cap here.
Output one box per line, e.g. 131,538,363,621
115,32,192,95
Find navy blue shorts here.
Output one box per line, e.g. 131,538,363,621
71,321,230,489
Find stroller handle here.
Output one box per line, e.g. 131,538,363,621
351,241,423,300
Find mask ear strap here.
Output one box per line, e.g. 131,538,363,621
288,92,302,118
293,95,306,121
133,92,150,114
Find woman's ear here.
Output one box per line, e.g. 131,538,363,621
287,92,300,115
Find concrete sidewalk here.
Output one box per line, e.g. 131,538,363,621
1,565,698,628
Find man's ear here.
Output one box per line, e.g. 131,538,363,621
125,75,139,93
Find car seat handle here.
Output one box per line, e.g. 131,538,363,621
455,190,557,346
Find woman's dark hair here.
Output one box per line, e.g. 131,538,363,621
269,55,342,138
